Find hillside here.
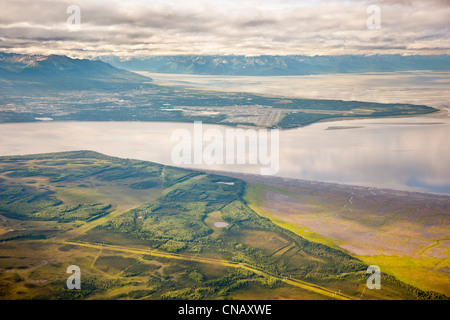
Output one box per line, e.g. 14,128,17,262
0,52,152,90
0,151,446,300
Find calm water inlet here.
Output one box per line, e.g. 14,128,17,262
0,117,449,195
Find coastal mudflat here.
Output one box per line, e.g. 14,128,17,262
207,170,450,296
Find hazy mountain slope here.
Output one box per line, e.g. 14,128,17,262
0,52,152,90
100,54,450,75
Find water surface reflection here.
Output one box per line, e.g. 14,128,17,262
1,117,449,194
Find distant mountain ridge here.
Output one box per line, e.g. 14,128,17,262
100,54,450,76
0,52,151,89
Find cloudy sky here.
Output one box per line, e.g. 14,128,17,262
0,0,449,58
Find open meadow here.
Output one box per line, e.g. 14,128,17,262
0,151,447,300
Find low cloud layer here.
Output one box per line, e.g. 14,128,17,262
0,0,449,57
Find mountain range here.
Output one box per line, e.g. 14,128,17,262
0,52,151,90
2,53,449,88
100,54,450,76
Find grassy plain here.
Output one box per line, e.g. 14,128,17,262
0,151,447,300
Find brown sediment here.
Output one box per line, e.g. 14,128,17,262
203,169,450,259
325,126,364,130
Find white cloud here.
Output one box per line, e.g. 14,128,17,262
0,0,448,57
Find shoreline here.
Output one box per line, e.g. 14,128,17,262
200,168,450,199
